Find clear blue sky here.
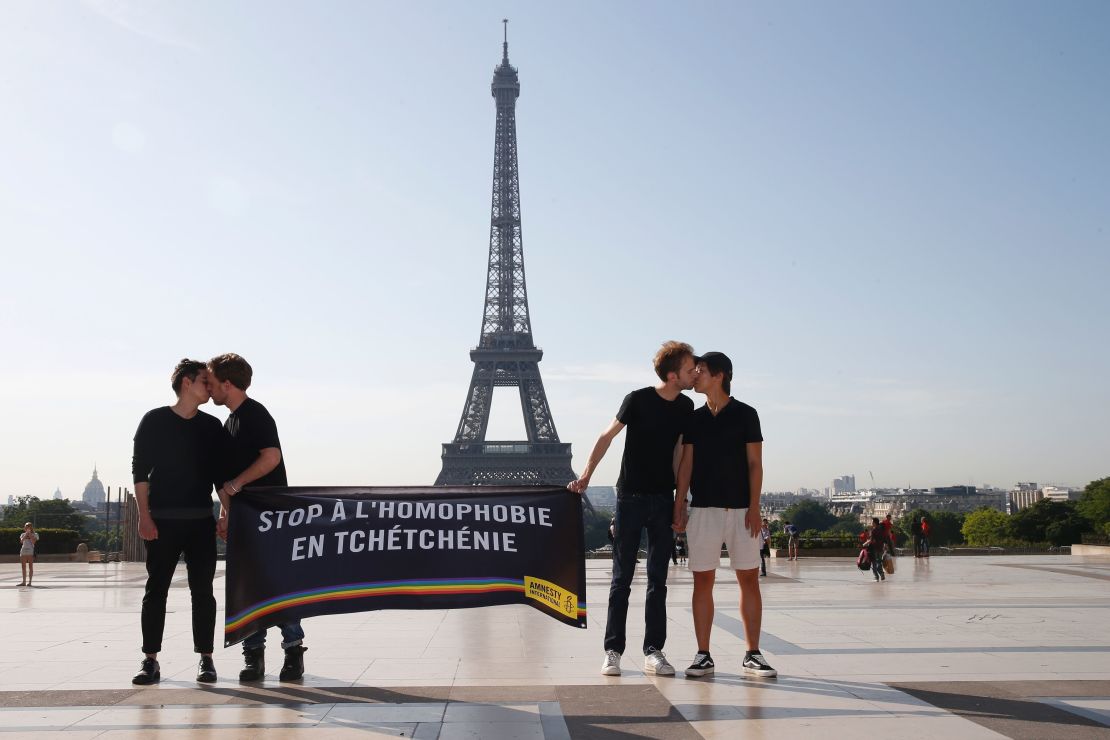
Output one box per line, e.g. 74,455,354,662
2,1,1107,499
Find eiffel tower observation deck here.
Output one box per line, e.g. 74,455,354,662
435,22,575,487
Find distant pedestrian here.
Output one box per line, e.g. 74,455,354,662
862,517,891,582
18,522,39,587
920,516,931,557
882,514,897,556
912,516,922,558
759,518,771,576
676,533,687,565
784,520,799,560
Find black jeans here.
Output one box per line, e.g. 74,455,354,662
604,495,674,655
141,516,217,654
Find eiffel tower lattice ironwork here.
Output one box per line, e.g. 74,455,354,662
435,23,575,487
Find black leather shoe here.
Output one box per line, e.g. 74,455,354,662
239,647,265,682
132,657,160,685
197,655,217,683
279,646,307,681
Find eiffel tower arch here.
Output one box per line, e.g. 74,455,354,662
435,23,576,487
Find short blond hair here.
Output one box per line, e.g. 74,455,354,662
652,341,694,382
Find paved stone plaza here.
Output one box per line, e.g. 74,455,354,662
1,555,1108,738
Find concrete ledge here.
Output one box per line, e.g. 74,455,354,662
0,554,84,563
1071,544,1110,557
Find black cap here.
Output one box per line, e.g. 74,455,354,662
694,351,733,380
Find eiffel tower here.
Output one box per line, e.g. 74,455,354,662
435,22,575,487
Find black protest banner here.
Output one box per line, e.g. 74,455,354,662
224,486,586,646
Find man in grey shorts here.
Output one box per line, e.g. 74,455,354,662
673,352,776,678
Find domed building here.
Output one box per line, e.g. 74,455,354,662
82,466,106,505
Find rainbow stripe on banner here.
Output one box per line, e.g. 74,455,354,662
226,576,588,634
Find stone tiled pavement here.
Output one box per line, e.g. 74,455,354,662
2,554,1108,738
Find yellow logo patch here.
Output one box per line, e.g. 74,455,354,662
524,576,577,618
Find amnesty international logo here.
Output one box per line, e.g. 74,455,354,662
524,576,577,618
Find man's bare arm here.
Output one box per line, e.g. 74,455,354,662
568,419,625,494
222,447,281,497
745,442,763,536
673,444,693,532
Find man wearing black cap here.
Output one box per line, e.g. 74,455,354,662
569,341,696,677
674,352,777,678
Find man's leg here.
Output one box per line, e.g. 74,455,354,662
691,569,716,652
182,518,218,655
278,621,307,680
141,522,184,656
182,517,218,682
642,496,674,654
736,568,762,650
134,520,183,684
603,498,646,657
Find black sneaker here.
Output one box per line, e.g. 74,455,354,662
132,657,160,685
742,651,777,677
685,651,715,677
279,645,306,681
197,655,217,683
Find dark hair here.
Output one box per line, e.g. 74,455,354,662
653,341,694,382
171,359,207,395
872,517,881,525
208,353,253,391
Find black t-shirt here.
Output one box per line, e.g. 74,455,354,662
226,397,287,487
685,398,763,509
615,387,694,497
132,407,229,519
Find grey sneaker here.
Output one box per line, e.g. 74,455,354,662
644,648,675,676
742,651,777,677
601,650,622,676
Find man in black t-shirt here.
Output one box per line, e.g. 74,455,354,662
674,352,776,678
130,359,230,686
208,353,306,682
569,341,696,677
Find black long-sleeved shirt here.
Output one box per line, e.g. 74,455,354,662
132,407,229,519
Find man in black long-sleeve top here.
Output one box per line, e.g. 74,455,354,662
131,359,230,685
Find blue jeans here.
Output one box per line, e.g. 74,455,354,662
604,495,674,655
243,620,304,650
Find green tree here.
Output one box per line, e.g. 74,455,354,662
583,508,615,551
1044,517,1090,547
897,508,929,541
825,514,866,536
782,499,837,533
1,496,89,534
1077,477,1110,533
1011,499,1090,544
925,511,966,546
962,508,1011,546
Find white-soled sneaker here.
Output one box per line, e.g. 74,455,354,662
742,652,778,677
601,650,622,676
685,651,715,677
644,648,675,676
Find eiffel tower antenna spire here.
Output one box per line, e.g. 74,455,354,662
435,26,575,487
